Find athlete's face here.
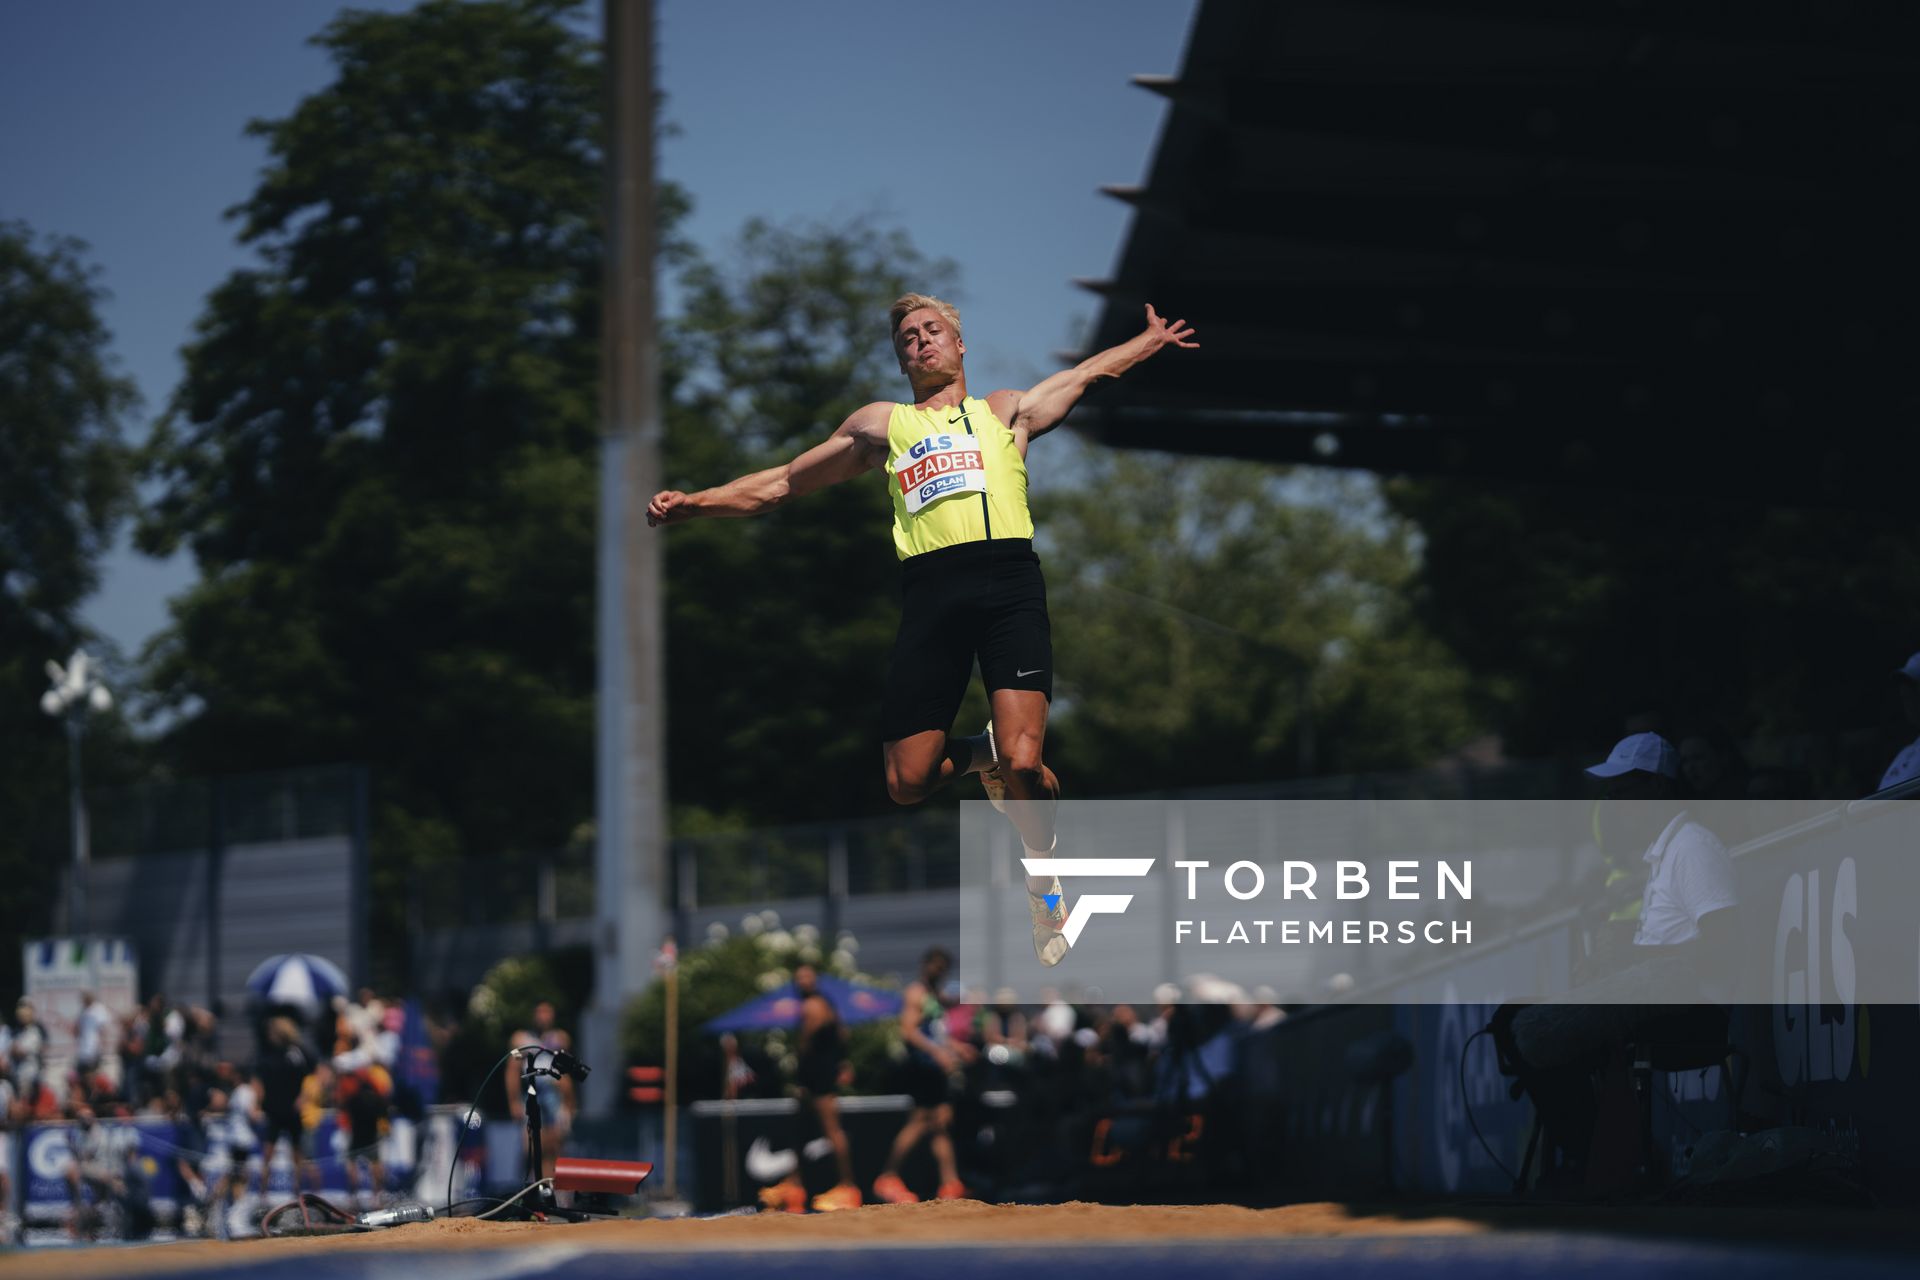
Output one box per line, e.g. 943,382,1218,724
894,307,964,378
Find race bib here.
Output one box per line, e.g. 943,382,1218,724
896,430,988,515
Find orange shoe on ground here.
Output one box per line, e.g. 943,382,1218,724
935,1179,968,1200
757,1175,807,1213
872,1172,919,1204
811,1183,863,1212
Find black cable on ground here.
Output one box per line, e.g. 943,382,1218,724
447,1050,517,1215
1461,1027,1520,1187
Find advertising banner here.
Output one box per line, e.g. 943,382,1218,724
14,1108,470,1239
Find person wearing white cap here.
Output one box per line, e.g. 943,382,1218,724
1877,653,1920,793
1492,732,1739,1187
1585,732,1737,950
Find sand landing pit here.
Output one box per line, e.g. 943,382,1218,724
0,1200,1490,1278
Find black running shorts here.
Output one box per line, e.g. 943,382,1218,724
878,538,1053,743
259,1108,303,1152
795,1048,844,1097
899,1053,953,1110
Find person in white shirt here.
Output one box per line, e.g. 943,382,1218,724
1585,733,1739,953
8,1002,45,1094
1877,652,1920,793
199,1093,249,1240
75,992,115,1076
223,1075,267,1214
1496,732,1740,1185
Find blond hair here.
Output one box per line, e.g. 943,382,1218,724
889,293,961,345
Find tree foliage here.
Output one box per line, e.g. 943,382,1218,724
622,919,896,1101
0,223,138,985
1038,450,1476,793
137,1,610,934
1385,478,1920,789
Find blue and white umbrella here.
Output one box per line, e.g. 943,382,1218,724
703,975,901,1034
244,953,349,1017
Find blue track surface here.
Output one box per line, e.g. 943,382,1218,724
186,1233,1920,1280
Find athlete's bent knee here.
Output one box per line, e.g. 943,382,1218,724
885,764,931,807
1003,734,1046,779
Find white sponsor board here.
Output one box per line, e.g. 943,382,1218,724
22,937,139,1068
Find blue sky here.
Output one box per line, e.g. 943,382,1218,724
1,0,1194,663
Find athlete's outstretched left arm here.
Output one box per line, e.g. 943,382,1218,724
992,304,1198,455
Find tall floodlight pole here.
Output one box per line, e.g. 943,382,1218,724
584,0,668,1119
41,649,112,936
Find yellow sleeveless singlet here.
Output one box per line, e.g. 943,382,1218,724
884,396,1034,560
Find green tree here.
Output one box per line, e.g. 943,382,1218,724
659,218,957,826
1384,478,1920,790
1038,449,1477,794
0,222,138,987
622,919,896,1101
137,0,613,977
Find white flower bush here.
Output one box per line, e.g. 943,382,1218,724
467,985,500,1019
622,918,896,1096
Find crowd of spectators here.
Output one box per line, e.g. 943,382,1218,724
945,979,1282,1109
0,987,439,1239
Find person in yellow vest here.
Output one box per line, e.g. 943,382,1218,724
649,296,1197,965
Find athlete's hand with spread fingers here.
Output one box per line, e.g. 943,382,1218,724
1142,303,1199,353
646,489,692,527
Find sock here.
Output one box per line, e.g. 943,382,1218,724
1023,832,1058,859
951,732,994,776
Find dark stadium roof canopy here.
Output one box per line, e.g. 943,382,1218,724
1074,0,1920,500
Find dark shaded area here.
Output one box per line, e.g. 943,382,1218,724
1079,0,1920,775
1082,0,1920,484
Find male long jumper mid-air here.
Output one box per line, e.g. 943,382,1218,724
648,296,1198,965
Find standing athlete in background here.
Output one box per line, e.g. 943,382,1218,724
794,963,860,1211
873,947,972,1203
650,296,1198,964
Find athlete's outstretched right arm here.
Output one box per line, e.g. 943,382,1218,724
647,403,890,526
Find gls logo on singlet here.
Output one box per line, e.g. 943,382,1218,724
897,429,987,515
